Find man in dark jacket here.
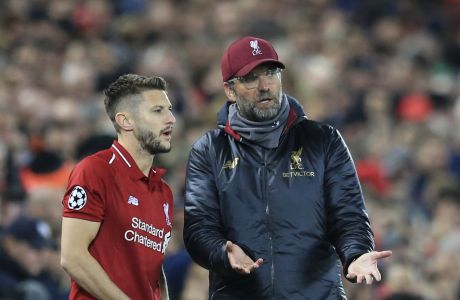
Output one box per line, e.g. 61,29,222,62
0,215,66,300
183,36,391,300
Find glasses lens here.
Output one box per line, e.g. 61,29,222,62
241,68,282,89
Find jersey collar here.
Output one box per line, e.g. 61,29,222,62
111,140,166,181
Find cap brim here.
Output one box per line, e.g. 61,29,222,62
234,59,285,78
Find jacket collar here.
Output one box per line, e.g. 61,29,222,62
217,94,307,140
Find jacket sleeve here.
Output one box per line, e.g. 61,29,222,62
323,128,375,280
183,134,233,276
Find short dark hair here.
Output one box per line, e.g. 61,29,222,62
103,74,167,132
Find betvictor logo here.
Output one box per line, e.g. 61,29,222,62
283,147,315,178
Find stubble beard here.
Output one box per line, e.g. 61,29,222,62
237,90,283,122
134,126,171,155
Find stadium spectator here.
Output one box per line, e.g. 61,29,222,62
0,215,66,300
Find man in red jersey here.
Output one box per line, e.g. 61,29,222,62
61,74,176,300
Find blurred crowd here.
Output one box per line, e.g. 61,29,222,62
0,0,459,299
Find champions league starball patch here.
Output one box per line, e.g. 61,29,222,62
68,186,87,210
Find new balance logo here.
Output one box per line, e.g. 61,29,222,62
128,196,139,206
223,157,239,169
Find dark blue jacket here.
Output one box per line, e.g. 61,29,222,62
184,95,374,300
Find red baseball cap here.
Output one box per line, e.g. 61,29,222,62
221,36,285,82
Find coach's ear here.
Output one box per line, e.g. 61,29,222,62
115,112,134,131
223,83,237,102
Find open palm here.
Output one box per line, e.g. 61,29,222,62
226,241,263,274
346,250,392,284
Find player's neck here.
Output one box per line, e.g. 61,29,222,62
117,135,154,177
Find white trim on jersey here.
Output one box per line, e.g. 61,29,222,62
111,144,132,167
109,153,116,164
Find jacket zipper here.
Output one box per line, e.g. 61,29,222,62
262,159,275,298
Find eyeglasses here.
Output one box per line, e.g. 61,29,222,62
227,67,283,89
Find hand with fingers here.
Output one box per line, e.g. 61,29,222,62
226,241,264,275
346,250,392,284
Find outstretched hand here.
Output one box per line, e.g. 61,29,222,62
346,250,392,284
226,241,263,274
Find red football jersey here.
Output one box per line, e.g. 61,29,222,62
62,141,173,300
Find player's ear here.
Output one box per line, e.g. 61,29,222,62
115,112,134,131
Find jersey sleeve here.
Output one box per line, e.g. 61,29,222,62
62,157,108,221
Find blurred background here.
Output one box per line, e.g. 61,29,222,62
0,0,459,299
